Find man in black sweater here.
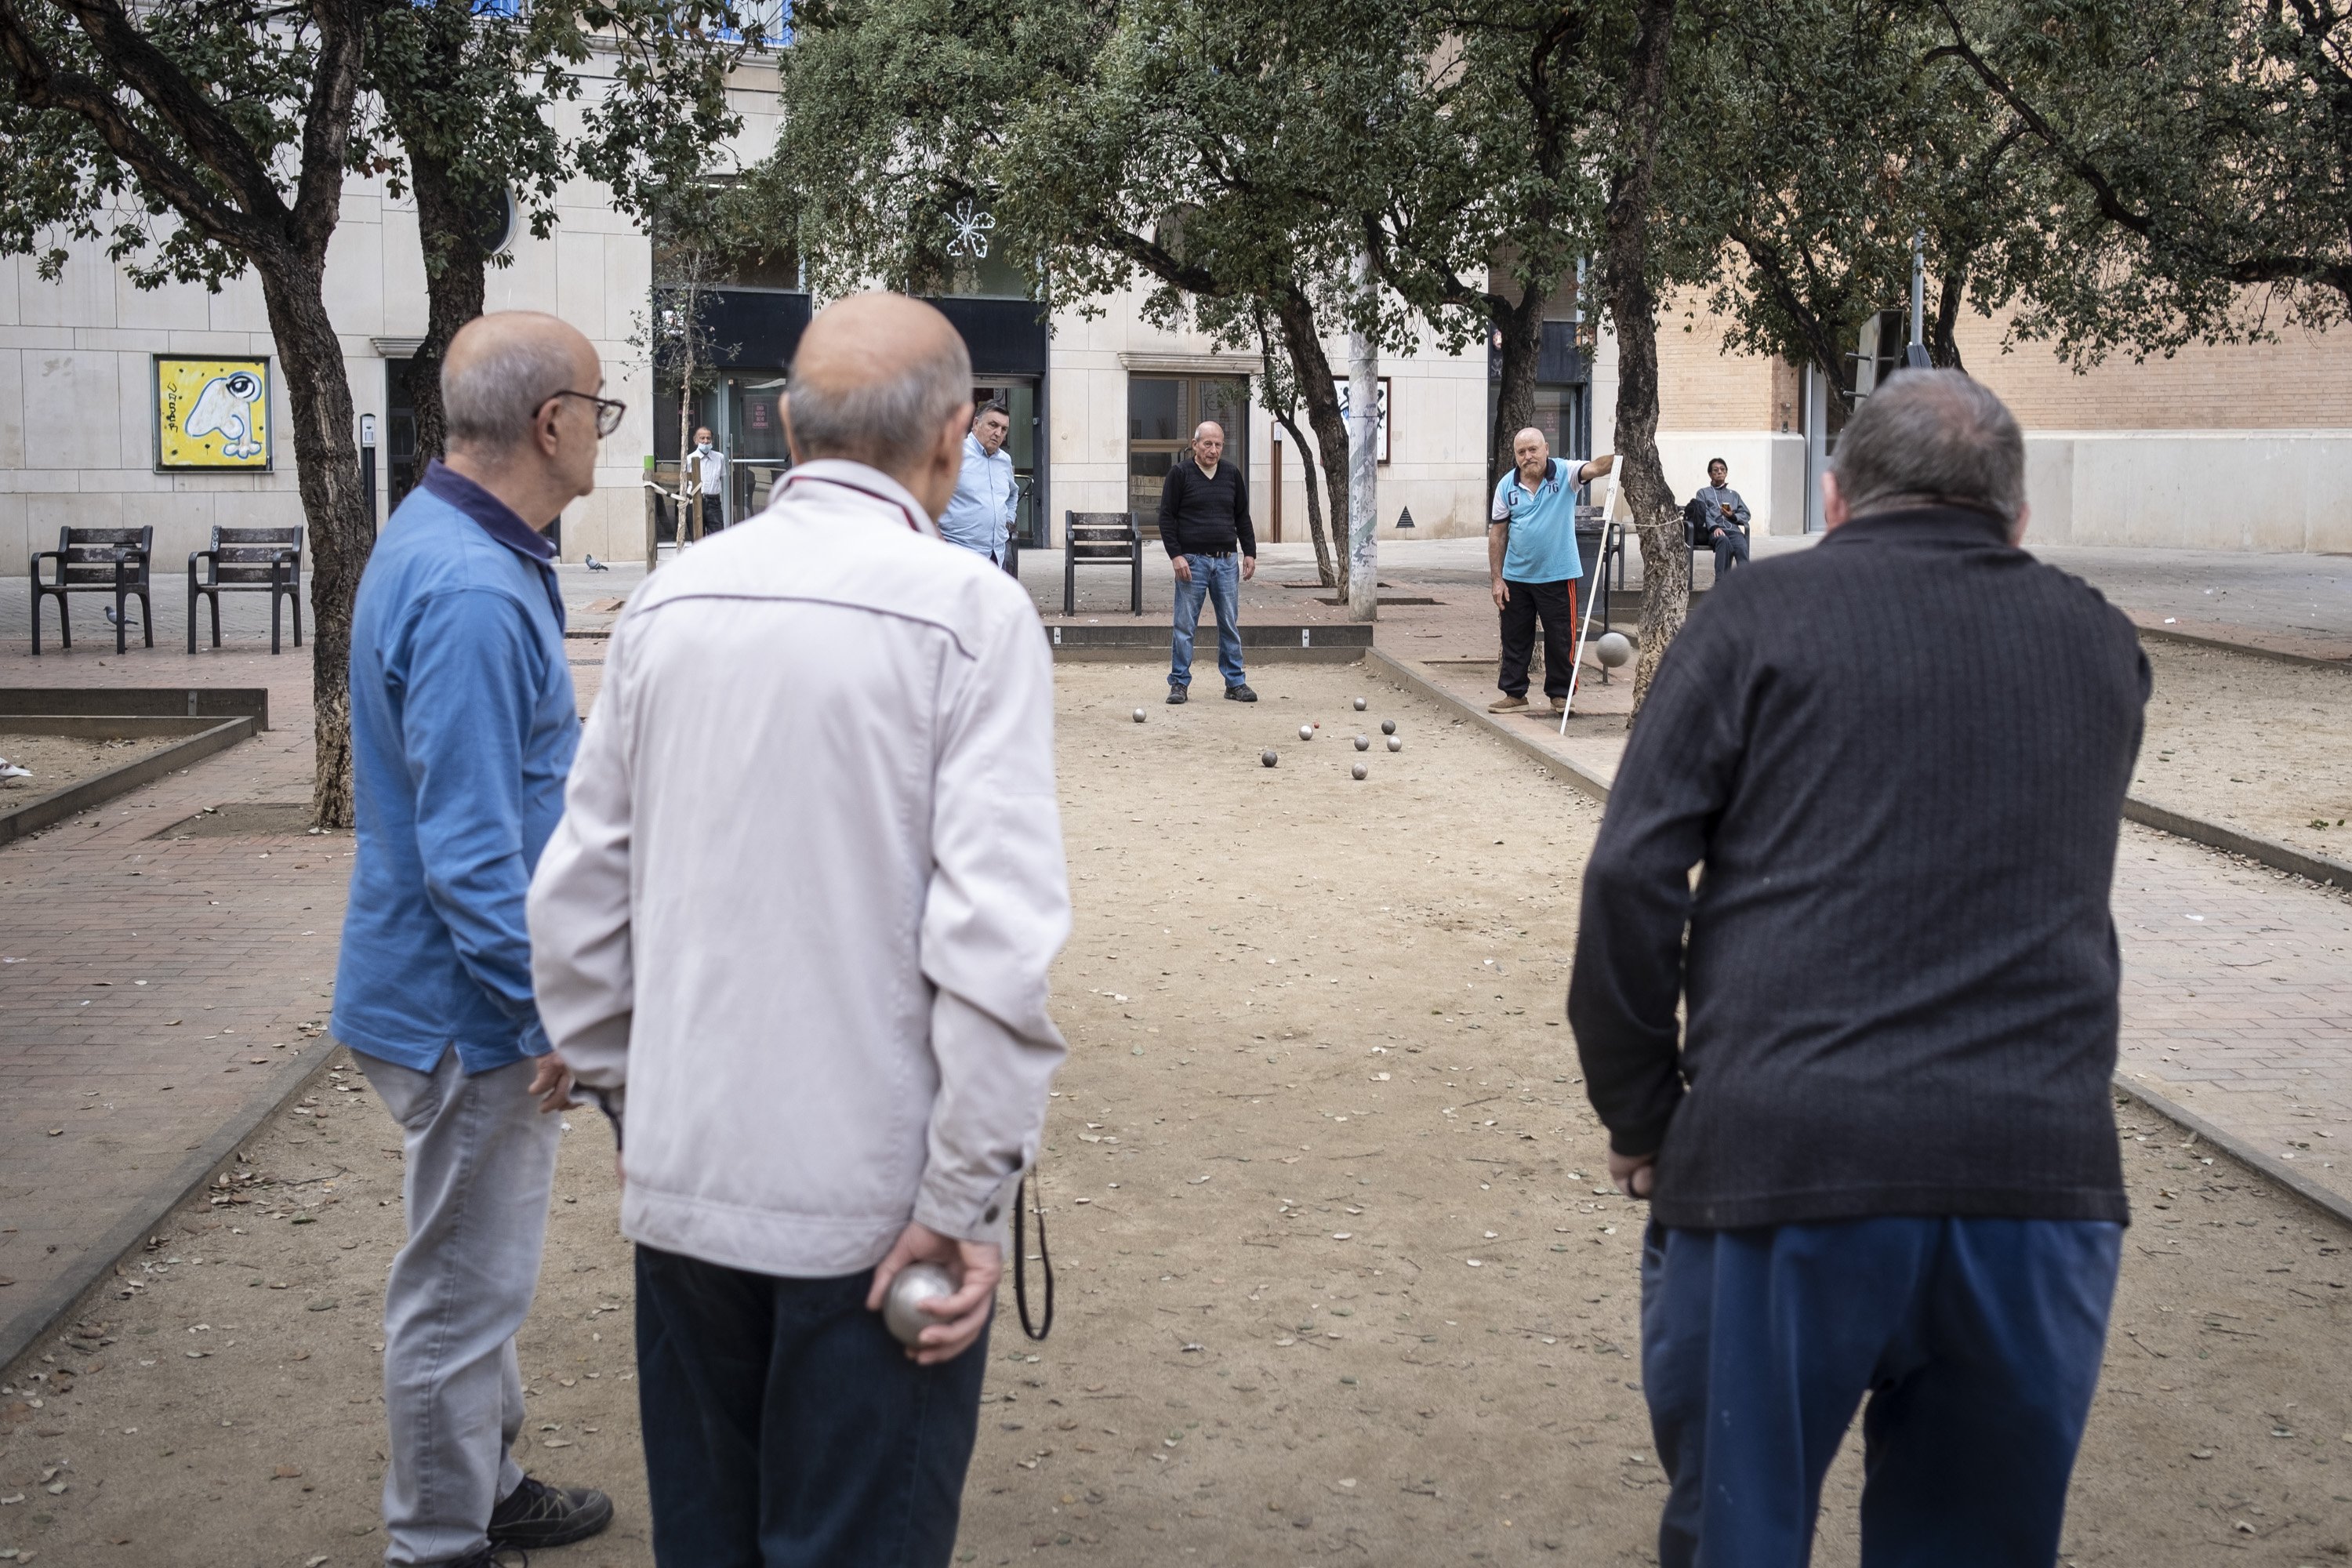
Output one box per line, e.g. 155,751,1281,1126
1158,420,1257,703
1569,371,2148,1566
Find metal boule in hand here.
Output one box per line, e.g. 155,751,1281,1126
884,1261,959,1346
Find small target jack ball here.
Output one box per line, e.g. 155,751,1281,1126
883,1261,958,1347
1353,734,1370,752
1353,695,1368,712
1351,762,1368,781
1386,735,1403,753
1261,749,1279,768
1380,718,1396,735
1298,724,1315,742
1596,630,1634,669
1132,708,1146,723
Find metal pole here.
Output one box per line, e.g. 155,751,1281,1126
1905,230,1933,370
1347,250,1378,622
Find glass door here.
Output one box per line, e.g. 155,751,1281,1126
724,372,791,522
1127,376,1250,534
971,378,1040,545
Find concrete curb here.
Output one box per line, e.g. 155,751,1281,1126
0,1041,343,1379
1372,641,2352,1232
2121,797,2352,895
1365,647,1613,804
2110,1074,2352,1231
2136,622,2351,670
0,717,256,847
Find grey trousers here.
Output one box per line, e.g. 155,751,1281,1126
358,1047,562,1566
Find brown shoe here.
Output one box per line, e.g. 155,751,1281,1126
1551,696,1570,714
1488,693,1529,713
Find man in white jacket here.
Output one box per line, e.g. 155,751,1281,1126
528,292,1070,1566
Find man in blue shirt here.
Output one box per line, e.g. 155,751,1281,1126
1488,426,1614,714
334,311,615,1568
938,400,1018,566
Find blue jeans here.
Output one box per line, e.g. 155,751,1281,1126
1169,552,1245,690
634,1245,990,1568
1641,1215,2122,1568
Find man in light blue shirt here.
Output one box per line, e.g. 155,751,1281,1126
1487,426,1613,715
938,400,1018,565
336,310,615,1568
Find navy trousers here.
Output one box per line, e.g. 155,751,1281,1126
1640,1216,2122,1568
634,1244,990,1568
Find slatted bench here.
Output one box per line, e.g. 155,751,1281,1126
1062,511,1143,617
29,526,154,655
187,525,303,654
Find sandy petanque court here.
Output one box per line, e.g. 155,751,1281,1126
3,661,2348,1566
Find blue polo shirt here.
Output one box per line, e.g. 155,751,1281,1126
1490,458,1584,584
332,461,576,1075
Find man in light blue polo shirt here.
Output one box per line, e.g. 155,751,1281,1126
1489,426,1614,714
938,400,1018,567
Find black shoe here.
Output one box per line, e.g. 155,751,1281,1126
488,1475,614,1550
1224,683,1258,702
1167,687,1189,704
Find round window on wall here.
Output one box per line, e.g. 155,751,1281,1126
467,186,519,257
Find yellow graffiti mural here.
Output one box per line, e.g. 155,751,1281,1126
157,357,271,469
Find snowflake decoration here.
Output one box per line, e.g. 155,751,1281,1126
946,199,997,260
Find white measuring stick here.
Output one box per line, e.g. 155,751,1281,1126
1561,470,1621,734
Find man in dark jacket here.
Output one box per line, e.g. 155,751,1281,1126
1569,371,2148,1566
1157,419,1257,703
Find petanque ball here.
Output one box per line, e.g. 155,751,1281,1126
1353,735,1370,752
1353,696,1368,711
1596,631,1634,669
883,1261,958,1346
1351,762,1368,781
1381,718,1396,735
1386,735,1402,753
1298,724,1315,742
1261,750,1279,768
1132,708,1146,723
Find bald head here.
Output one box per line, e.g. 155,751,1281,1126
783,293,973,484
1512,425,1551,485
443,311,598,453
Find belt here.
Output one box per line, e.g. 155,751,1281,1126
1193,550,1235,558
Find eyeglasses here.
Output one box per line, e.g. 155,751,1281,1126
549,389,627,437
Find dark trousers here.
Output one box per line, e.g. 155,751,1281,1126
1708,524,1750,576
1641,1216,2121,1568
635,1244,990,1568
1497,577,1580,699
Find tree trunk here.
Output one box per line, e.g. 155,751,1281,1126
399,141,490,467
1487,281,1548,485
1274,285,1352,597
258,256,372,828
1601,0,1682,713
1272,405,1332,586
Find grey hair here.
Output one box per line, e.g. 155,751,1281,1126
976,398,1010,423
443,333,579,450
1834,369,2025,522
787,335,972,475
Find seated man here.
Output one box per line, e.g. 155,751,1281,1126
1690,457,1751,577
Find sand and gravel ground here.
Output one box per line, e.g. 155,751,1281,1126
4,662,2350,1567
0,735,180,800
2133,641,2352,862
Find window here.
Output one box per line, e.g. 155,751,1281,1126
1127,376,1249,522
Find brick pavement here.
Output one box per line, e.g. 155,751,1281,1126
0,570,619,1370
